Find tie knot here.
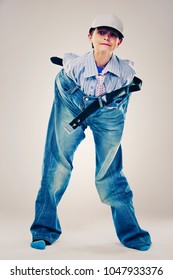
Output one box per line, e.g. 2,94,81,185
96,75,105,82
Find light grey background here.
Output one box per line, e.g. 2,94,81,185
0,0,173,259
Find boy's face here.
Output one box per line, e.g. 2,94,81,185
88,27,123,54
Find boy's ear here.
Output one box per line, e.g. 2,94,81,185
88,34,94,49
88,33,92,42
118,38,123,47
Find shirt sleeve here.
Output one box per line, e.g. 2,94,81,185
120,59,136,87
63,53,79,83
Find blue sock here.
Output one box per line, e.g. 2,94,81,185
30,240,50,250
138,244,150,251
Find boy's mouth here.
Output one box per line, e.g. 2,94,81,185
100,43,111,46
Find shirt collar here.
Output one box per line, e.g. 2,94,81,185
84,51,121,78
102,54,121,77
84,51,98,78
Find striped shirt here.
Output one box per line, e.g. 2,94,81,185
63,51,135,96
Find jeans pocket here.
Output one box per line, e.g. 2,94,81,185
105,95,130,115
56,70,78,95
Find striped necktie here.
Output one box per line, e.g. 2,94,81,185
95,75,106,97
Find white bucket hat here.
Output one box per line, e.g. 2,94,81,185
89,14,124,38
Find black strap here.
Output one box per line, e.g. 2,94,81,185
50,56,63,66
50,56,142,133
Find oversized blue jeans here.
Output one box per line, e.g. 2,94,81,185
30,69,151,249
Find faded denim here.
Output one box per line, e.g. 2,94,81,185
30,69,151,249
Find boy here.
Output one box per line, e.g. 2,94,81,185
30,14,151,251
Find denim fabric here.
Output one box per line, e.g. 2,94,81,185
30,69,151,249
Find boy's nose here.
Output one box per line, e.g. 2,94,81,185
104,33,110,40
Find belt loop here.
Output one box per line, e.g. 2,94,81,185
70,85,79,94
98,97,104,108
